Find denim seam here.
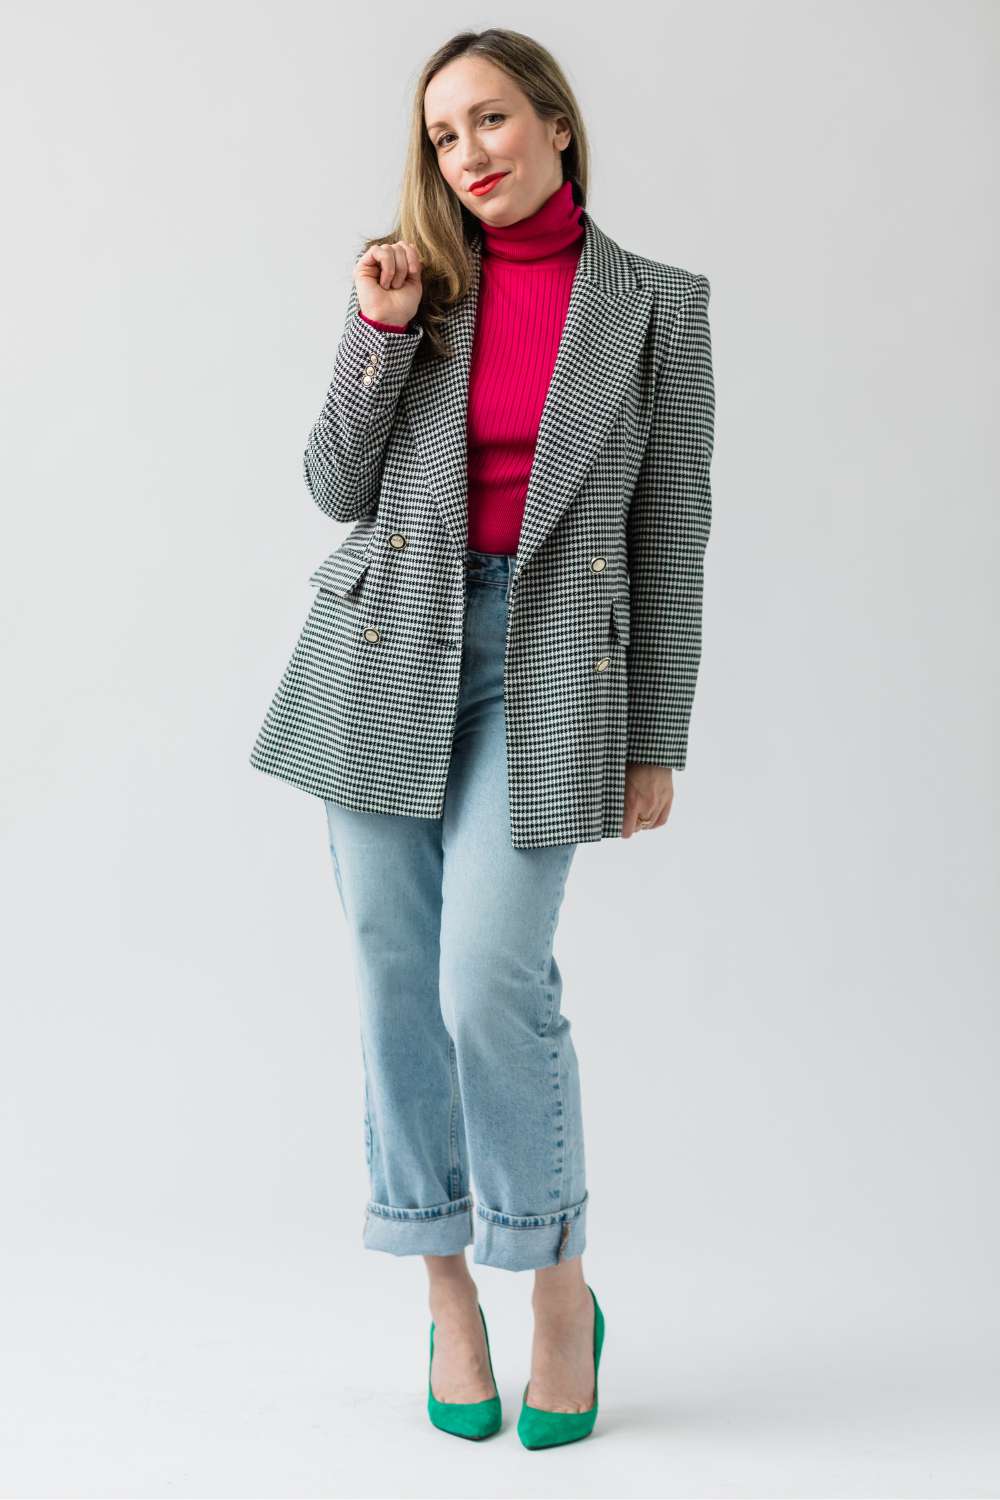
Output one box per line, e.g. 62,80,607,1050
474,1191,587,1228
447,1035,463,1202
537,847,575,1208
367,1195,474,1222
536,849,574,1039
358,1026,373,1179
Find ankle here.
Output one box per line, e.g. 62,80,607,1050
531,1279,590,1318
426,1269,479,1312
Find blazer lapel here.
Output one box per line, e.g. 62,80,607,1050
401,208,655,570
399,243,480,561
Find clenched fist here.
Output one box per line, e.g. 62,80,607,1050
355,241,424,327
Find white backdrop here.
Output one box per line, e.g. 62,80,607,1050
1,1,997,1495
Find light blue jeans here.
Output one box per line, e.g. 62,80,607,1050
324,547,586,1271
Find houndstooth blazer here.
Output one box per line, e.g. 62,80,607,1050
249,207,715,849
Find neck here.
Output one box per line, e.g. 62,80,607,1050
481,178,584,263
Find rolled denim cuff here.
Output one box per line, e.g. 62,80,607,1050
363,1195,474,1256
472,1191,588,1272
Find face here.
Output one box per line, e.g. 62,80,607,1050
424,55,572,226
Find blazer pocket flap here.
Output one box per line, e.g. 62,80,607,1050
309,544,373,597
610,596,631,645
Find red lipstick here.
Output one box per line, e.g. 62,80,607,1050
469,171,508,196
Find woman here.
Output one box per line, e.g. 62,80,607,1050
249,27,715,1448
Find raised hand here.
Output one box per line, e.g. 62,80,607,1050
355,241,424,327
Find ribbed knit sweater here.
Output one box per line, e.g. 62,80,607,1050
358,179,585,554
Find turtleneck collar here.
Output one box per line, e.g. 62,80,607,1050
480,178,585,263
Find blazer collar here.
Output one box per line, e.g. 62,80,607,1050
401,208,655,574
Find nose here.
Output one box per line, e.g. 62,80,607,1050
461,150,490,179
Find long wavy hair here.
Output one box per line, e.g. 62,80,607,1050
356,28,591,363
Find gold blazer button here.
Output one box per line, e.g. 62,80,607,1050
595,655,610,672
363,627,381,643
362,374,373,385
388,532,407,549
590,556,607,571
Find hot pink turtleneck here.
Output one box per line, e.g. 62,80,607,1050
358,178,585,555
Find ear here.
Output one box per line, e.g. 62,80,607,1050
552,115,572,149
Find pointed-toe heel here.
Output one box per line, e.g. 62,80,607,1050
427,1302,503,1440
517,1283,604,1450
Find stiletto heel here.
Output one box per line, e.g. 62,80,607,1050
427,1302,503,1439
517,1284,604,1449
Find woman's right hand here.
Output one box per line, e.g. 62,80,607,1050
354,242,424,327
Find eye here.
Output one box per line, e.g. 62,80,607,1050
434,112,505,149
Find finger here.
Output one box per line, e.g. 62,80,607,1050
379,245,398,289
652,800,670,830
623,799,644,838
626,803,655,836
403,242,423,283
366,245,395,290
355,248,384,283
357,246,389,288
643,798,664,830
389,242,409,288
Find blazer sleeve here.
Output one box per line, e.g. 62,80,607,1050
302,280,424,523
625,274,715,769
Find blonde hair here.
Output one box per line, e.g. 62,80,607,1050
357,28,590,362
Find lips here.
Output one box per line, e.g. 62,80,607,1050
469,172,508,195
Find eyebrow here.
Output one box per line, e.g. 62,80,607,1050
426,97,507,135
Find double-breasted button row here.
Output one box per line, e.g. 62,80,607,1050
361,352,379,386
591,556,609,669
362,628,610,664
361,546,612,667
363,534,404,640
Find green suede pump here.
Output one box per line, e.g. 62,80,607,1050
427,1303,503,1440
517,1284,604,1449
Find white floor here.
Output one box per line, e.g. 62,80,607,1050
2,1228,997,1499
